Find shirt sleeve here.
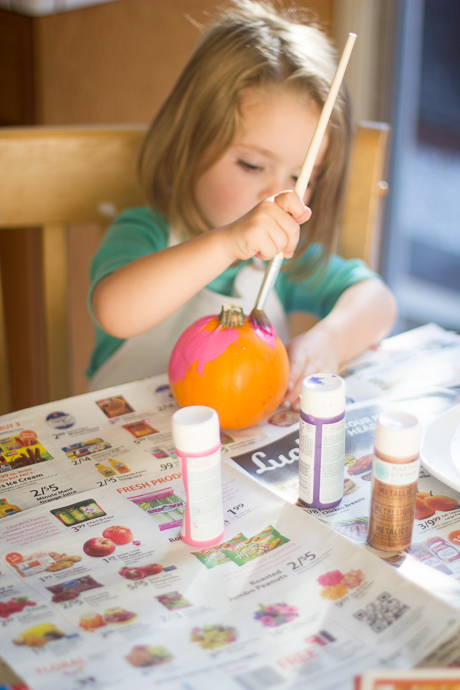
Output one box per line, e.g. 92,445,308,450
86,207,170,378
90,206,168,283
88,206,169,312
276,246,381,319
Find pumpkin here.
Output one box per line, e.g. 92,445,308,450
168,303,289,429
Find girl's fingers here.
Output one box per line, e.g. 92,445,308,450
274,190,312,224
254,225,289,260
271,192,311,257
283,381,302,411
283,360,317,410
252,205,300,259
269,201,303,255
226,191,310,261
282,343,308,409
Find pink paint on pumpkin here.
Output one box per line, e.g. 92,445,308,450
248,316,276,348
169,314,241,384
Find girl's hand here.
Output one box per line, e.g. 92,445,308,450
221,191,311,262
281,280,397,410
282,325,341,410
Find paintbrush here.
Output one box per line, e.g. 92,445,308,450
250,32,357,332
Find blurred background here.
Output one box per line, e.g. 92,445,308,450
0,0,459,347
2,0,459,335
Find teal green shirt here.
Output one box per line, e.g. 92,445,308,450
88,206,378,378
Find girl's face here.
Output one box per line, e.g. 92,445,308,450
194,85,328,229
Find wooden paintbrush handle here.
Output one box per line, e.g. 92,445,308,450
252,33,357,315
294,32,357,201
254,253,284,311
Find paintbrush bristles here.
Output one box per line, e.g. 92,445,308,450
249,308,272,331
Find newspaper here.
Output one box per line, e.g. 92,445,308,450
0,324,460,690
340,322,460,404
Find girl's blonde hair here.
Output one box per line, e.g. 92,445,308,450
139,0,351,274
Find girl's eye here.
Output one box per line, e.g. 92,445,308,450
237,159,263,173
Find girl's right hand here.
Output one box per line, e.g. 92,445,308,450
220,190,312,262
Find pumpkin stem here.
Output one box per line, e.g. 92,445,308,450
219,303,245,327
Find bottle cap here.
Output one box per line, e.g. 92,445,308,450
300,373,345,418
374,410,422,458
171,406,220,453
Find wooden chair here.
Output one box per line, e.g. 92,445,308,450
340,121,390,269
0,121,389,414
0,125,146,413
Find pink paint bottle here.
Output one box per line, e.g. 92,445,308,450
171,406,224,547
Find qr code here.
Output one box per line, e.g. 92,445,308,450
353,591,409,633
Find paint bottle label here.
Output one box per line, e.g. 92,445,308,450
368,458,419,551
172,406,224,547
299,415,345,506
373,457,420,485
178,447,224,544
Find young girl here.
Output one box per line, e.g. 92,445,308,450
88,0,397,410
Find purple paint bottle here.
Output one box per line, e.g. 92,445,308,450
298,373,346,509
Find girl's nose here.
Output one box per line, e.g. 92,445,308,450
258,178,287,201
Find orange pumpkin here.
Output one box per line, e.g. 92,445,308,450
168,304,289,429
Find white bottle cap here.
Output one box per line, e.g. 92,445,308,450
171,406,220,454
374,410,422,458
300,373,345,418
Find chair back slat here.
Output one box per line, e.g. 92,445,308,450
0,279,10,413
339,121,390,270
42,223,70,402
0,126,146,226
67,223,105,397
0,227,47,413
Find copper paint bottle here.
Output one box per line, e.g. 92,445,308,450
368,410,422,552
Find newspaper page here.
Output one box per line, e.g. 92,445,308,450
341,323,460,404
1,324,460,689
1,464,460,690
0,374,307,516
